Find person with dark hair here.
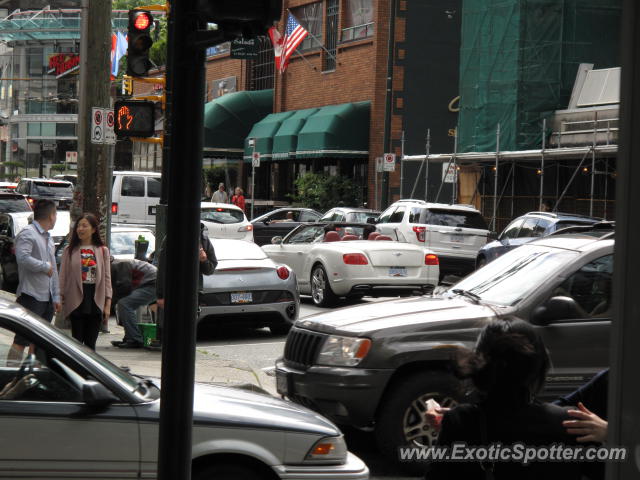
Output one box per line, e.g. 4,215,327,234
58,214,112,350
7,199,61,363
426,318,585,479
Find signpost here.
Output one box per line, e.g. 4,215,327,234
383,153,396,172
249,143,259,220
91,107,104,144
104,109,115,144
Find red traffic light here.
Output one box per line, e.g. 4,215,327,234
133,12,152,31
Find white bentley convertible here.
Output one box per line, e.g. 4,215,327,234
262,222,440,307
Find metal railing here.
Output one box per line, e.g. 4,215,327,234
341,22,375,43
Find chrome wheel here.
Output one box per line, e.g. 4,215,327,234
311,267,326,305
402,393,458,447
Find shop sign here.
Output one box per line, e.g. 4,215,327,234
48,53,80,78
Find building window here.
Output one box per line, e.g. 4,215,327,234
324,0,339,71
342,0,375,42
291,2,323,52
248,36,275,90
206,42,231,57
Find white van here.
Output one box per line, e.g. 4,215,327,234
111,171,161,225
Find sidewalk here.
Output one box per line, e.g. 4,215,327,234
92,317,277,395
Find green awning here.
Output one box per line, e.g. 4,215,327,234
203,89,273,158
295,102,370,159
243,111,295,161
271,108,320,160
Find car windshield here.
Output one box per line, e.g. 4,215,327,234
348,212,378,223
201,207,244,224
32,181,74,196
0,196,30,212
111,231,156,256
214,240,267,260
447,244,579,306
426,209,489,230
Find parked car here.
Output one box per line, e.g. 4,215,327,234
262,222,439,307
375,199,490,278
110,226,156,260
0,211,70,292
111,171,161,225
15,178,74,210
53,174,77,185
199,239,299,335
320,208,380,224
0,299,369,479
0,182,18,192
0,192,31,213
476,211,600,267
275,229,613,472
252,207,321,246
201,202,253,241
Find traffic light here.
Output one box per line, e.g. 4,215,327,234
114,100,155,138
197,0,282,40
127,10,154,77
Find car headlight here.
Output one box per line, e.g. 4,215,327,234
317,335,371,366
304,436,348,464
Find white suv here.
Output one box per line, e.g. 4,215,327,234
376,200,490,277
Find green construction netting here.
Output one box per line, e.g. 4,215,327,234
271,107,319,160
203,89,273,158
458,0,621,153
295,101,370,159
243,111,295,161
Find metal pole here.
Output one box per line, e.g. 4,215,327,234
451,127,458,204
400,130,405,198
375,165,379,210
251,141,256,220
590,111,597,217
425,129,431,201
491,124,500,231
539,118,546,210
603,159,608,220
553,149,591,211
510,161,515,218
157,0,206,477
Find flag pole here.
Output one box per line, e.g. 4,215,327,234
287,9,339,65
292,50,318,72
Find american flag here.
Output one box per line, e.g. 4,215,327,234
280,13,309,73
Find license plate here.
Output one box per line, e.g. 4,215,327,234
276,370,289,396
451,233,464,243
230,292,252,304
389,267,407,277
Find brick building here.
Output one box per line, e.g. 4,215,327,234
130,0,463,211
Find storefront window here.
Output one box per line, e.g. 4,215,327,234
56,123,75,137
41,123,55,137
342,0,375,42
291,2,323,51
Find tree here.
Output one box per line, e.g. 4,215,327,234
290,173,364,211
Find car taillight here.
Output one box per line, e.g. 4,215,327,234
276,266,290,280
425,254,439,265
111,202,118,214
238,224,253,232
413,226,426,242
343,253,368,265
26,196,35,206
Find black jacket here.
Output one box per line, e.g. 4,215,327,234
156,225,217,298
426,401,588,480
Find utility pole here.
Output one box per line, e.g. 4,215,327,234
75,0,111,223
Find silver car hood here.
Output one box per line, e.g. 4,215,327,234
191,382,339,436
296,295,497,335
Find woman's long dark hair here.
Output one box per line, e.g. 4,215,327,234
68,213,104,252
455,318,550,404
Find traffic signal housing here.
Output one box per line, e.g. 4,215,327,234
127,10,154,77
197,0,282,39
114,100,155,138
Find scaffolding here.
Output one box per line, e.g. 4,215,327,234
402,118,617,232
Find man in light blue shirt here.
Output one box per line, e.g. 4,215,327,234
8,199,61,362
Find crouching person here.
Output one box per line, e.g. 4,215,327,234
110,258,157,349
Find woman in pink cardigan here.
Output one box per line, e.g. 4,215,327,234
59,214,112,350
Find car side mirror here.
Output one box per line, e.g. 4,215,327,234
366,217,377,225
530,296,581,326
82,380,119,407
271,236,283,245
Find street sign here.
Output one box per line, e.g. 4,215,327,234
383,153,396,172
65,151,78,163
104,109,116,144
376,157,384,172
252,152,261,167
230,37,259,59
91,107,104,144
442,162,457,183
